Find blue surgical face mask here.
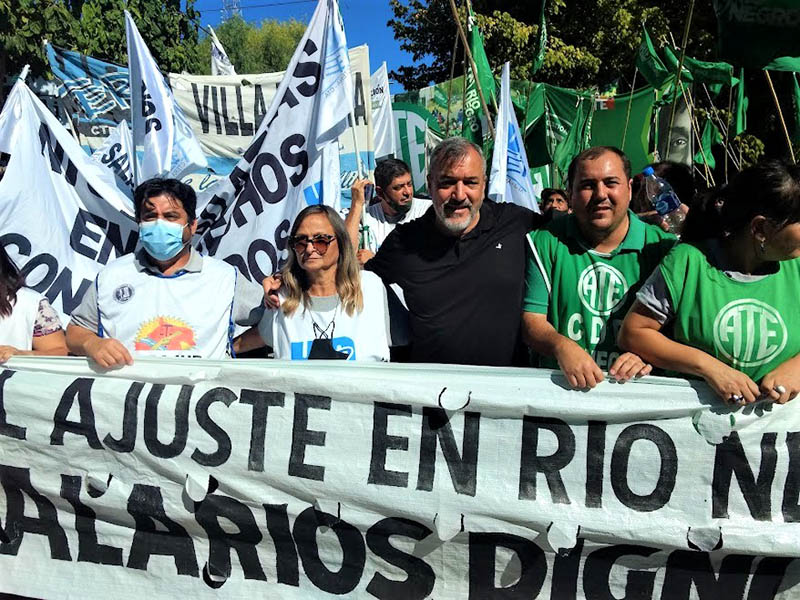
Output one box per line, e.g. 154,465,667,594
139,219,188,261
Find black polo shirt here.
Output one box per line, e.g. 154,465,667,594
367,199,542,366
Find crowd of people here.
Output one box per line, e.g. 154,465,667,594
1,137,798,407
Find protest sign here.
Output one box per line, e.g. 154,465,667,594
1,357,799,599
489,63,540,212
191,0,353,284
168,45,373,190
126,11,208,182
0,82,136,323
371,61,395,161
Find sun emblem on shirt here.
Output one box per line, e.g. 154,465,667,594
134,316,197,351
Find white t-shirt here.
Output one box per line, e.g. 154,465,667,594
258,271,390,361
344,198,432,253
0,288,43,350
95,254,238,359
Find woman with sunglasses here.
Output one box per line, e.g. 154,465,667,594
254,205,390,361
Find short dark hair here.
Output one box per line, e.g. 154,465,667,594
133,178,197,222
541,188,568,205
374,158,411,190
566,146,631,189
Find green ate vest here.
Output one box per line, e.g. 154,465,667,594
661,243,800,382
528,212,675,370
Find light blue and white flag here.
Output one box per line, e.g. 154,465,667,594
371,61,395,160
193,0,354,283
488,62,540,212
126,10,207,183
91,120,135,198
209,25,236,76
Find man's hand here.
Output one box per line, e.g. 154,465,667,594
351,178,372,207
262,275,281,310
609,352,652,382
84,337,133,369
356,249,374,266
553,338,605,389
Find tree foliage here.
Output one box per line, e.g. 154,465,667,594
387,0,717,92
197,15,306,75
0,0,202,81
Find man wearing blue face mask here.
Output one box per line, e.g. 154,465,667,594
66,178,266,368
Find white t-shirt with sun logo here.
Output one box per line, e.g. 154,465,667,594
95,253,238,359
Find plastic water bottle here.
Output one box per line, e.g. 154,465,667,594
642,166,685,234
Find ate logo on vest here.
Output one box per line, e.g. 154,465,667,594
577,263,630,316
713,299,788,368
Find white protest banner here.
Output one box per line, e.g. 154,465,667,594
209,25,236,77
1,357,799,599
0,81,136,323
371,61,395,161
126,10,207,182
192,0,354,284
91,120,135,198
168,45,373,188
488,62,540,212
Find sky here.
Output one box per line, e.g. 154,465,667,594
196,0,418,94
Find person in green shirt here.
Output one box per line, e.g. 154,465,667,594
619,160,800,405
523,146,676,389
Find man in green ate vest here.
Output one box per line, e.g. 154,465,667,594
522,146,676,388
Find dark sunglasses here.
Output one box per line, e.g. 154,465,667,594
290,234,337,255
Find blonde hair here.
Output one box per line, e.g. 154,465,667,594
281,205,363,317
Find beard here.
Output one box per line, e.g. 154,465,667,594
433,199,478,235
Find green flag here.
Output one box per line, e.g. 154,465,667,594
663,45,737,87
765,56,800,72
793,73,800,143
733,69,748,136
694,119,723,169
713,0,800,69
552,96,594,185
636,25,671,88
531,1,547,75
462,7,496,147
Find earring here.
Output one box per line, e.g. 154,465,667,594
759,239,766,254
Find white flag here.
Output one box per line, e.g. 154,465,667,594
209,25,236,76
488,62,540,212
91,120,135,198
371,61,395,160
0,81,136,322
126,10,207,182
194,0,354,284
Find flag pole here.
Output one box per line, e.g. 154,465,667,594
447,0,495,138
621,67,638,150
764,70,797,164
445,31,459,137
665,0,696,157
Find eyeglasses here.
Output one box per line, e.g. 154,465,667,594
289,234,337,255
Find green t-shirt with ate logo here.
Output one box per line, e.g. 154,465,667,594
660,242,800,382
524,212,675,370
